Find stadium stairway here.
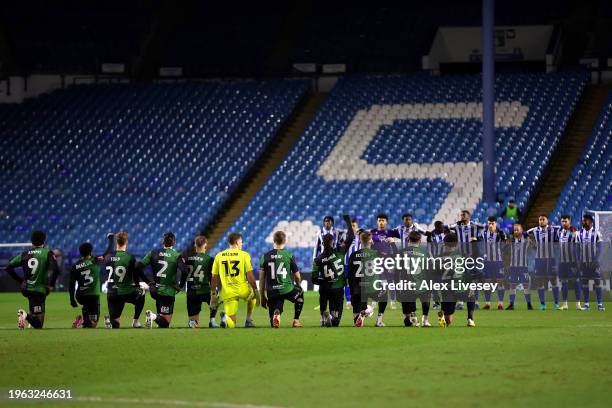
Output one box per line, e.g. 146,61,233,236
203,91,327,248
525,84,611,226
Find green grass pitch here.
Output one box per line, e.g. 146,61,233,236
0,292,610,408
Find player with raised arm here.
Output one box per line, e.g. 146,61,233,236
139,232,186,329
557,215,581,310
259,231,304,328
211,232,260,328
179,235,219,328
105,231,145,329
7,230,60,329
504,224,534,310
68,234,113,328
576,214,604,311
527,215,561,310
370,213,401,319
346,230,376,327
312,234,347,327
480,217,506,310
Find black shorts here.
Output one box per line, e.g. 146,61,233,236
401,301,417,314
156,295,175,315
267,287,302,314
441,301,456,315
319,287,344,313
187,292,211,316
22,290,46,314
76,294,100,320
107,291,144,320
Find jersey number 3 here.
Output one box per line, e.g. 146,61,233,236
222,260,240,277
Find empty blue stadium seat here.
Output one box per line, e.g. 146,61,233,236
0,80,307,255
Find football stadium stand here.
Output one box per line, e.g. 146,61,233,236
212,72,588,269
550,91,612,223
0,80,307,255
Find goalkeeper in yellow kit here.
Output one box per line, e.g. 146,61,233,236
211,232,260,328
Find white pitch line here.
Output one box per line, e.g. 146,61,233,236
74,396,286,408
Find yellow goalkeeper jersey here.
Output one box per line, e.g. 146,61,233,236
212,248,253,299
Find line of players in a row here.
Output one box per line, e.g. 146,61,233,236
4,210,604,329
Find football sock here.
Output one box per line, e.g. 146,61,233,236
537,288,545,305
595,286,603,304
524,292,532,305
378,301,387,315
561,281,569,301
467,301,475,320
552,286,560,304
498,288,505,302
484,291,491,302
111,320,120,329
574,282,582,303
26,314,42,329
294,302,304,320
509,292,516,305
210,308,217,319
421,301,429,316
134,296,145,319
583,286,590,303
474,290,479,302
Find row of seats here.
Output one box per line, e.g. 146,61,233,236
0,80,308,255
549,92,612,223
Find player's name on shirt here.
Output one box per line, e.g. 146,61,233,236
75,260,93,269
320,253,340,263
221,251,240,257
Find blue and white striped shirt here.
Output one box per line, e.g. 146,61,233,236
526,225,560,259
394,223,426,249
427,232,446,257
558,228,577,263
480,229,506,262
447,221,485,256
313,227,345,260
576,227,602,263
509,233,530,267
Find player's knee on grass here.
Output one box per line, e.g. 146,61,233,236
26,313,43,329
155,315,170,328
226,316,236,329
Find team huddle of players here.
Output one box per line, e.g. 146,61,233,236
4,210,604,330
311,210,605,329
